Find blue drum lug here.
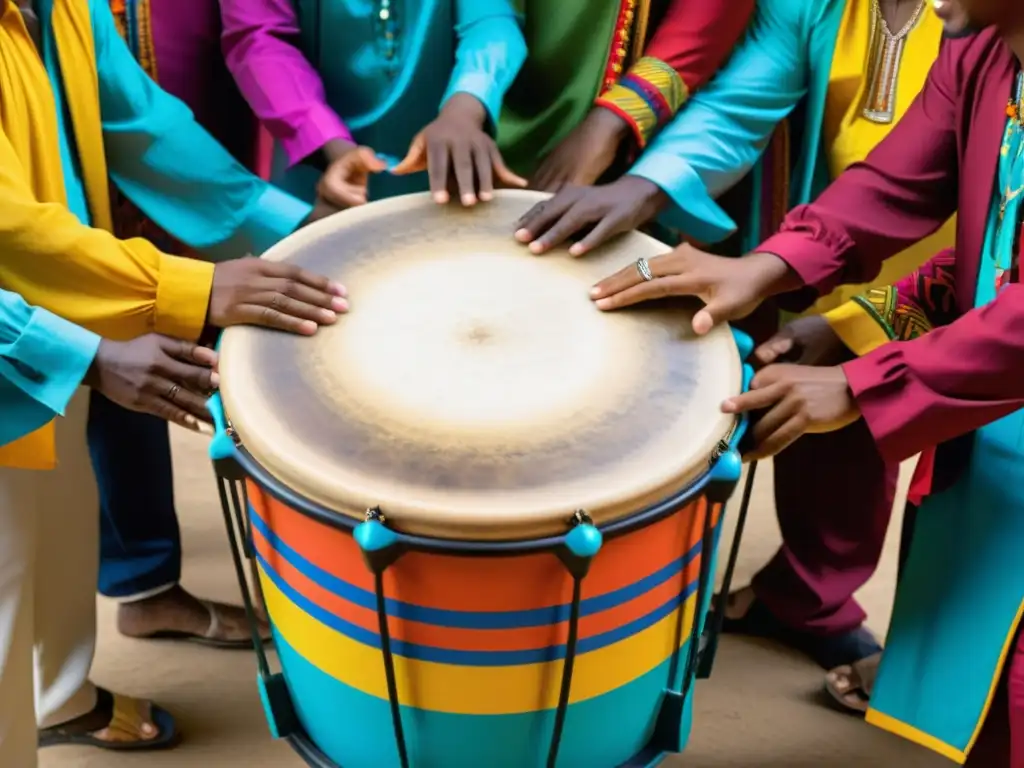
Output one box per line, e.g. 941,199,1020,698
647,688,692,756
257,672,299,740
742,362,755,393
207,392,236,462
731,327,754,361
558,510,603,579
707,448,742,504
354,507,405,573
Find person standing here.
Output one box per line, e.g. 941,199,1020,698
586,2,1024,761
220,0,528,208
497,0,753,191
516,0,955,686
0,0,343,759
93,0,272,649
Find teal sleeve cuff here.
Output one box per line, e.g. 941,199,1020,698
628,154,738,245
0,307,99,417
208,185,313,260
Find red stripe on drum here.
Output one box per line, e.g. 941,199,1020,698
253,522,706,653
248,481,715,614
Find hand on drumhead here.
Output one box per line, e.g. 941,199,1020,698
754,315,852,368
590,247,799,335
209,258,348,336
391,94,527,206
317,145,387,209
513,177,667,256
85,336,219,431
719,364,861,460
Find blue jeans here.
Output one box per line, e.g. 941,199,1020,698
88,390,181,599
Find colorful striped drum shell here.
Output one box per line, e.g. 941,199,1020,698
250,485,721,767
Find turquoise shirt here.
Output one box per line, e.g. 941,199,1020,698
1,0,316,449
0,289,99,448
628,0,844,247
275,0,527,201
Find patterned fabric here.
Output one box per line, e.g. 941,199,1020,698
850,249,958,342
107,0,183,254
595,55,688,148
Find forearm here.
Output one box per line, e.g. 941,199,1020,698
842,285,1024,463
627,0,807,243
446,0,527,131
219,0,352,164
0,292,99,446
757,44,959,297
597,0,755,148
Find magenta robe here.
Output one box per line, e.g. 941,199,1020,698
760,28,1023,465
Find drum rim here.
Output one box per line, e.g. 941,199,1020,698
220,190,743,539
231,410,746,556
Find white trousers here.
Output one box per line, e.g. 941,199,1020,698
0,389,99,768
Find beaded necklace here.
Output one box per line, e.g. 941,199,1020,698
862,0,927,124
994,71,1024,294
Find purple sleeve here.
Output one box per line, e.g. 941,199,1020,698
220,0,354,165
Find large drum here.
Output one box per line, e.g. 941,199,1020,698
207,191,754,768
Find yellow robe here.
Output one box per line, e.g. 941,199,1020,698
0,0,213,468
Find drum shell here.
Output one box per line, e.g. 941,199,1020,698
250,479,720,767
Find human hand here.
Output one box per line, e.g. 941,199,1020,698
513,176,667,256
530,108,631,193
317,142,387,209
720,364,861,460
754,315,851,368
391,93,527,205
85,336,219,431
209,257,348,335
589,246,799,335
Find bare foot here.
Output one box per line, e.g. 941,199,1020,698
118,584,271,648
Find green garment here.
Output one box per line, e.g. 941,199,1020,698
497,0,622,177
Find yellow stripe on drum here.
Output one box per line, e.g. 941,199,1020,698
260,566,697,716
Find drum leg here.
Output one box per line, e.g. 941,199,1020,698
354,510,410,768
548,512,603,768
207,393,298,741
698,460,757,679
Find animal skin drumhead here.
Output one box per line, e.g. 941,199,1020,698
218,190,742,540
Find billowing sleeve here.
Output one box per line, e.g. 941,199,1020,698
92,0,311,261
220,0,353,165
444,0,527,131
824,249,958,355
627,0,810,243
0,288,99,447
756,34,960,302
841,284,1024,463
595,0,755,150
0,125,213,342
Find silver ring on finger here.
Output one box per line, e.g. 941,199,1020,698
636,257,655,282
166,384,181,402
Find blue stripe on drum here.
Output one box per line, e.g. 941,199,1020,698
257,549,700,667
251,510,705,629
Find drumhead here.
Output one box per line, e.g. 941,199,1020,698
219,191,741,541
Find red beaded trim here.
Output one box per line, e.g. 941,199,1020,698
599,0,637,94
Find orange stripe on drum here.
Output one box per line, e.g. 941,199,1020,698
253,522,706,653
248,481,716,614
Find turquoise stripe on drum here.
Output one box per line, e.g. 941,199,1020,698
272,628,681,767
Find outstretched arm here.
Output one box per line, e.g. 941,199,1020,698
596,0,756,150
92,0,311,262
